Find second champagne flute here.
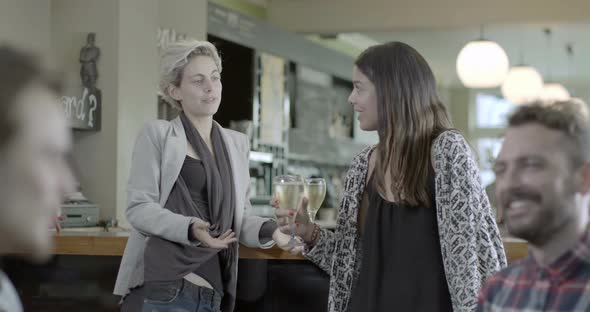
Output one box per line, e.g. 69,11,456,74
304,178,326,223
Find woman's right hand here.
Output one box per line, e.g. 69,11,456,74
272,197,315,243
190,219,237,248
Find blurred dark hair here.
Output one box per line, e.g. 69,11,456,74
0,45,61,149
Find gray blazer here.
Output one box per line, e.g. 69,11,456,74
114,117,272,296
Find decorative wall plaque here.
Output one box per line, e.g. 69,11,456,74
62,33,101,131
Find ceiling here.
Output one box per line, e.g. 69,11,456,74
266,0,589,33
261,0,590,87
363,22,590,86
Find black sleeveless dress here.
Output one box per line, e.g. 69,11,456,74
349,170,453,312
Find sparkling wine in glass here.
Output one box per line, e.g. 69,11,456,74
273,175,304,247
304,178,326,223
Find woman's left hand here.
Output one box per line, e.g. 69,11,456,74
52,215,64,233
272,229,304,255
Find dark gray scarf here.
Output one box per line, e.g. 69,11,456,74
144,112,237,311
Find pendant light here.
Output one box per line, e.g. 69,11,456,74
456,25,509,88
502,66,544,105
501,28,543,105
539,28,570,102
539,83,570,102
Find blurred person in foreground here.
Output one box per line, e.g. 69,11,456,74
477,99,590,311
0,46,75,311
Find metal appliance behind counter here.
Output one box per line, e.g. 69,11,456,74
60,202,99,228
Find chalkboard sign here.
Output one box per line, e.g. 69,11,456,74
61,87,101,130
61,32,102,131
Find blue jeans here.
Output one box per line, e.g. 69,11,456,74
141,279,222,312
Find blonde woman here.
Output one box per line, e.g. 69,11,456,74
114,40,289,311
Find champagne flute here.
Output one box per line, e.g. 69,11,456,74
304,178,326,223
273,175,305,247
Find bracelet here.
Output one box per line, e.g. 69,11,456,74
306,224,321,247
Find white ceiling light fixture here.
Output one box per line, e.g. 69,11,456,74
501,28,543,105
501,66,544,105
456,25,509,88
539,83,570,102
539,28,570,103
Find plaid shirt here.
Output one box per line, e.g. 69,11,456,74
476,227,590,312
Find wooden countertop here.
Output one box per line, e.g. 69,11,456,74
51,228,528,262
51,228,303,260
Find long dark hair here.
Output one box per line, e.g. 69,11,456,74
355,42,452,207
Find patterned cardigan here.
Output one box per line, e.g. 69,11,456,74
305,130,507,312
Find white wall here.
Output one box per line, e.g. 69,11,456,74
159,0,207,40
0,0,51,62
52,0,120,220
447,87,471,138
116,0,159,226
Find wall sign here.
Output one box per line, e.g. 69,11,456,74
62,33,101,131
62,87,101,130
157,27,187,51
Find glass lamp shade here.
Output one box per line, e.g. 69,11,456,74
456,40,509,88
501,66,544,105
539,83,570,102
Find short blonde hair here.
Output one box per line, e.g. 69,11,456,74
159,40,222,110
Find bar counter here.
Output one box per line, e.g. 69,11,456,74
52,227,529,263
2,228,529,311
